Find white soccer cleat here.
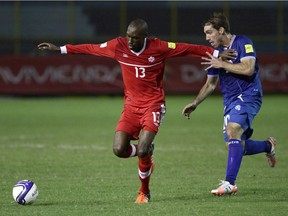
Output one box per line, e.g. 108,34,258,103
211,180,238,196
266,137,277,167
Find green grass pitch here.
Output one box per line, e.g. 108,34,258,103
0,95,287,216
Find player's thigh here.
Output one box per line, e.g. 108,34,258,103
115,105,142,140
138,130,156,157
138,104,165,156
114,131,132,149
142,103,166,134
223,113,248,141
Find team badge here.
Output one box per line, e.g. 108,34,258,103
148,56,155,62
235,105,241,111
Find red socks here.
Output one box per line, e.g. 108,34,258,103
138,156,153,194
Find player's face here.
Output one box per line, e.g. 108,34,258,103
126,26,146,52
204,24,224,48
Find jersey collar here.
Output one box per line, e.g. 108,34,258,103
130,38,147,56
228,35,236,49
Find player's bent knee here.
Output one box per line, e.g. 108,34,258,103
137,148,148,158
113,145,124,157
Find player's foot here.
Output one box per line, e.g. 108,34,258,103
211,180,238,196
266,137,277,167
135,191,151,203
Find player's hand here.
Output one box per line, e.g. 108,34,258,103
201,52,224,70
37,42,60,51
182,103,197,119
219,49,237,61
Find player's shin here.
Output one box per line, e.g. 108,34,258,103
243,139,271,155
138,156,153,195
226,139,243,185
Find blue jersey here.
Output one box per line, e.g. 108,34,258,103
207,35,263,107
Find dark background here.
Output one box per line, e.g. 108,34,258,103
1,1,287,56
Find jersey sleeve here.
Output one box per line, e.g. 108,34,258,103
237,36,256,60
61,38,118,58
207,68,220,76
160,41,217,58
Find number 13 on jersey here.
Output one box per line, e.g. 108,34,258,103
135,67,146,78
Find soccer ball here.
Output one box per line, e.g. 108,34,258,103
12,180,39,205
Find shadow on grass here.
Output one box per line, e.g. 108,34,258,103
32,199,107,207
155,186,288,203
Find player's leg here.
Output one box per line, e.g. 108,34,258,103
113,105,141,158
225,122,244,186
243,137,277,167
113,131,138,158
238,111,277,167
211,114,244,196
135,104,165,203
135,130,155,203
239,99,276,166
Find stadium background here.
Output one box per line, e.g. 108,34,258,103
0,1,287,95
0,3,287,215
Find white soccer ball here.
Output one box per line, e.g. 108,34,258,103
12,180,39,205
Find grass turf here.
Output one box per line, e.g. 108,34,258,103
0,95,287,216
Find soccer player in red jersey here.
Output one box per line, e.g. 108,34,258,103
38,19,234,203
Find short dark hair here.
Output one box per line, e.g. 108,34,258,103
128,19,149,36
203,12,230,33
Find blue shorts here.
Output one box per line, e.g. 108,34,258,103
223,97,262,142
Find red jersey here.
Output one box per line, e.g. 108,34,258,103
62,37,215,107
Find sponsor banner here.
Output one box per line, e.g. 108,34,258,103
0,54,287,95
0,56,123,95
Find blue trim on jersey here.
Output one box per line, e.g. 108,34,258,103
207,35,263,107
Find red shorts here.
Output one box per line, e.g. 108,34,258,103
115,103,166,140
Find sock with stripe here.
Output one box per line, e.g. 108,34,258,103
121,144,137,158
138,156,153,195
225,139,243,185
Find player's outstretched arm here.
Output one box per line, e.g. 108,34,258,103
37,42,60,52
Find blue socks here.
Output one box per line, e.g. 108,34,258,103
225,139,271,185
243,139,271,155
226,139,243,185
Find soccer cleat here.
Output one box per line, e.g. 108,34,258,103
266,137,277,167
135,191,151,203
211,180,238,196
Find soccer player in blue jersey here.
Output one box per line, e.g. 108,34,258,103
182,12,277,196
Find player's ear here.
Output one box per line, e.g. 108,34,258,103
219,27,225,35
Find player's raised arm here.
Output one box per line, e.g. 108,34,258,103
37,42,60,52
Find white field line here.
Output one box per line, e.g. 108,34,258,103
0,142,222,153
0,143,108,151
0,135,224,152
